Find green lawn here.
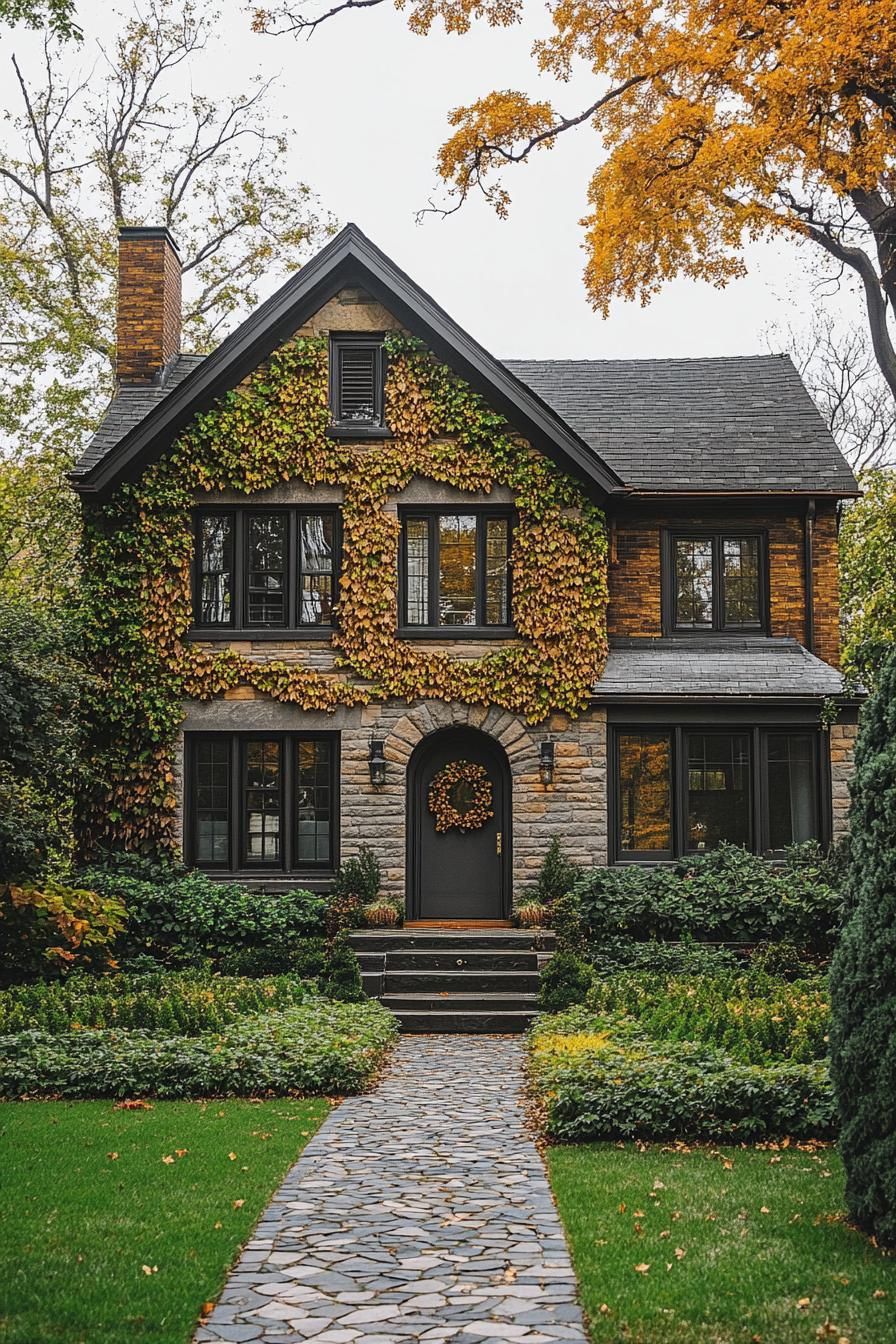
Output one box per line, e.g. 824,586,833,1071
0,1097,329,1344
548,1143,896,1344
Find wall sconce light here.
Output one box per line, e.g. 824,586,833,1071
539,739,555,786
368,738,387,788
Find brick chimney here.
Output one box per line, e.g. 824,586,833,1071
116,226,182,384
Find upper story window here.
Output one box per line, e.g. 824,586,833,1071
400,509,513,632
329,333,385,431
194,507,339,633
664,530,767,633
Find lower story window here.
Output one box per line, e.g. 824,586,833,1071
615,726,821,861
187,733,338,872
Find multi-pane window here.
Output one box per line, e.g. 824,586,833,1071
614,725,820,860
198,515,233,625
401,511,512,630
329,334,385,427
618,732,672,855
187,734,338,871
669,532,765,632
193,509,339,632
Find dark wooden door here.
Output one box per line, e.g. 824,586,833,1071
409,728,510,921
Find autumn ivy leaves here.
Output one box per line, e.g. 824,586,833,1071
80,330,609,852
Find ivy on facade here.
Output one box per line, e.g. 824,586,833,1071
79,333,609,853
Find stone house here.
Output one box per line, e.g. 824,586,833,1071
71,224,860,924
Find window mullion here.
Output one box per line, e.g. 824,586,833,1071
674,726,685,858
288,511,299,631
715,536,724,631
430,518,439,629
282,734,291,873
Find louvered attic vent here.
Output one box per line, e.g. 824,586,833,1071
330,334,384,426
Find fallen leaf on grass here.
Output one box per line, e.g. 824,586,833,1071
674,1247,686,1259
141,1265,158,1276
161,1155,175,1165
633,1263,650,1274
599,1304,610,1315
872,1289,887,1300
213,1221,223,1229
114,1100,153,1111
175,1148,188,1158
107,1152,118,1160
660,1230,670,1239
760,1206,770,1214
228,1152,237,1161
798,1298,811,1309
232,1199,245,1209
723,1159,734,1170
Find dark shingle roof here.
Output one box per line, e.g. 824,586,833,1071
74,348,857,497
593,638,851,699
73,355,205,478
504,355,857,494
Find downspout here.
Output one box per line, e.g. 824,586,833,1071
804,498,816,655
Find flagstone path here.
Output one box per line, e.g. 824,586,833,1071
195,1035,588,1344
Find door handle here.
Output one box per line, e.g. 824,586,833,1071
496,831,502,855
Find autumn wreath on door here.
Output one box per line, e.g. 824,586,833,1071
428,760,494,833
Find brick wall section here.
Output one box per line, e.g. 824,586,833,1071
117,228,182,384
830,717,858,843
174,699,609,898
609,505,841,663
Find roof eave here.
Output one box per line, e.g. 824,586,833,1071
71,224,625,500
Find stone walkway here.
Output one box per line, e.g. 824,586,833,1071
195,1036,588,1344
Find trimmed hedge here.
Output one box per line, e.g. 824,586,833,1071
0,971,308,1035
559,843,842,953
79,855,325,970
529,1008,834,1143
585,970,829,1065
0,997,397,1099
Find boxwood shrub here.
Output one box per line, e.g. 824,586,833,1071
0,997,397,1099
79,853,325,970
559,843,842,954
529,1007,834,1143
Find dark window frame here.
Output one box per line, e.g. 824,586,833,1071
661,528,770,635
191,506,341,638
328,332,389,438
397,506,516,637
185,731,340,874
610,722,825,864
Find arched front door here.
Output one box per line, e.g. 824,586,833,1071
407,727,511,921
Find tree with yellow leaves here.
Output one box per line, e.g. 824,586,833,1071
256,0,896,399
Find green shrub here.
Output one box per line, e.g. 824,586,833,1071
529,1008,834,1143
0,970,307,1035
0,880,126,984
218,939,327,979
748,940,825,979
569,844,842,951
538,952,594,1012
584,970,829,1065
79,853,324,969
333,845,380,904
587,936,744,976
531,837,580,906
0,998,398,1098
830,649,896,1248
318,933,364,1002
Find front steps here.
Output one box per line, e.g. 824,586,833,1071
348,927,554,1033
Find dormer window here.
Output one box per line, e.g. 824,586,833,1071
329,333,385,431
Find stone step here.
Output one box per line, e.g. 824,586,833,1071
394,1009,536,1034
383,968,541,994
381,991,539,1012
348,929,555,952
384,948,539,972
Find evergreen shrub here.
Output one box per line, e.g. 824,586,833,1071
538,952,594,1012
830,651,896,1247
318,932,365,1002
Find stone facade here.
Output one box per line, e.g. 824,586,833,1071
175,698,608,898
830,716,859,843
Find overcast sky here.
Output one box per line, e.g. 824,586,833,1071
5,0,867,360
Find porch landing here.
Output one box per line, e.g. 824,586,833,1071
195,1035,587,1344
